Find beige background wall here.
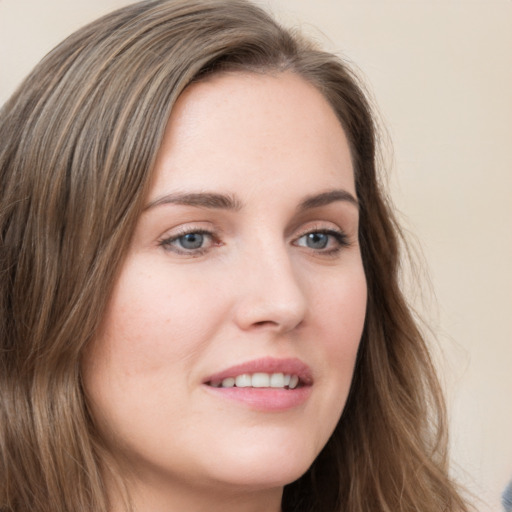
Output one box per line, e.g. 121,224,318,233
1,1,511,510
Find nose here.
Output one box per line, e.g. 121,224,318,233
232,244,307,334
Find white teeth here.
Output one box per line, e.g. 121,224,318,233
270,373,285,388
221,377,235,388
235,374,251,387
252,373,270,387
214,373,300,389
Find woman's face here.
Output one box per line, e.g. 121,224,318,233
82,72,367,505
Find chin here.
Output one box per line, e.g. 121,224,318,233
200,434,319,490
209,462,310,492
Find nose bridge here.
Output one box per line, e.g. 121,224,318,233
233,229,307,332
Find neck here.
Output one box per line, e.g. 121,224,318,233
106,470,284,512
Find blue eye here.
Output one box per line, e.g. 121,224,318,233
295,229,348,253
177,232,205,250
160,230,213,254
302,232,329,249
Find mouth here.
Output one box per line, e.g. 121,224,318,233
203,357,313,391
207,372,302,390
202,358,313,411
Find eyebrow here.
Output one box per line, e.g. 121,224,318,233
297,189,359,211
144,192,243,211
144,188,358,212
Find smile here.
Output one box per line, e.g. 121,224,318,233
202,358,313,411
208,373,300,389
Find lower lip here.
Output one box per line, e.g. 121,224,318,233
203,385,312,412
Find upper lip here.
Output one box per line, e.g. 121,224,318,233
203,357,313,386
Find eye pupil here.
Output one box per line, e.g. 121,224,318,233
306,233,328,249
179,233,204,249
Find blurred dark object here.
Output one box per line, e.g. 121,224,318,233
503,479,512,512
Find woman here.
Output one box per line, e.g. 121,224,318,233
0,1,470,511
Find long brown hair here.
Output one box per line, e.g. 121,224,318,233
0,1,469,511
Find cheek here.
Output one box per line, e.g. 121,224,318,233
316,267,367,349
311,268,367,415
81,262,222,442
94,262,225,374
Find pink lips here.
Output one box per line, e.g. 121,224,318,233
202,357,313,412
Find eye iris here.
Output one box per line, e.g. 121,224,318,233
179,233,204,249
307,233,328,249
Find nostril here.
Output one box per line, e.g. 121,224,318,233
253,320,277,327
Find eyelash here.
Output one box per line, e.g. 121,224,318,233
294,228,350,255
158,226,350,257
159,228,217,256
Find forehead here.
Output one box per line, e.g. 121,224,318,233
150,71,355,199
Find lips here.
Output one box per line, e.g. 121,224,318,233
203,357,313,389
202,358,313,411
